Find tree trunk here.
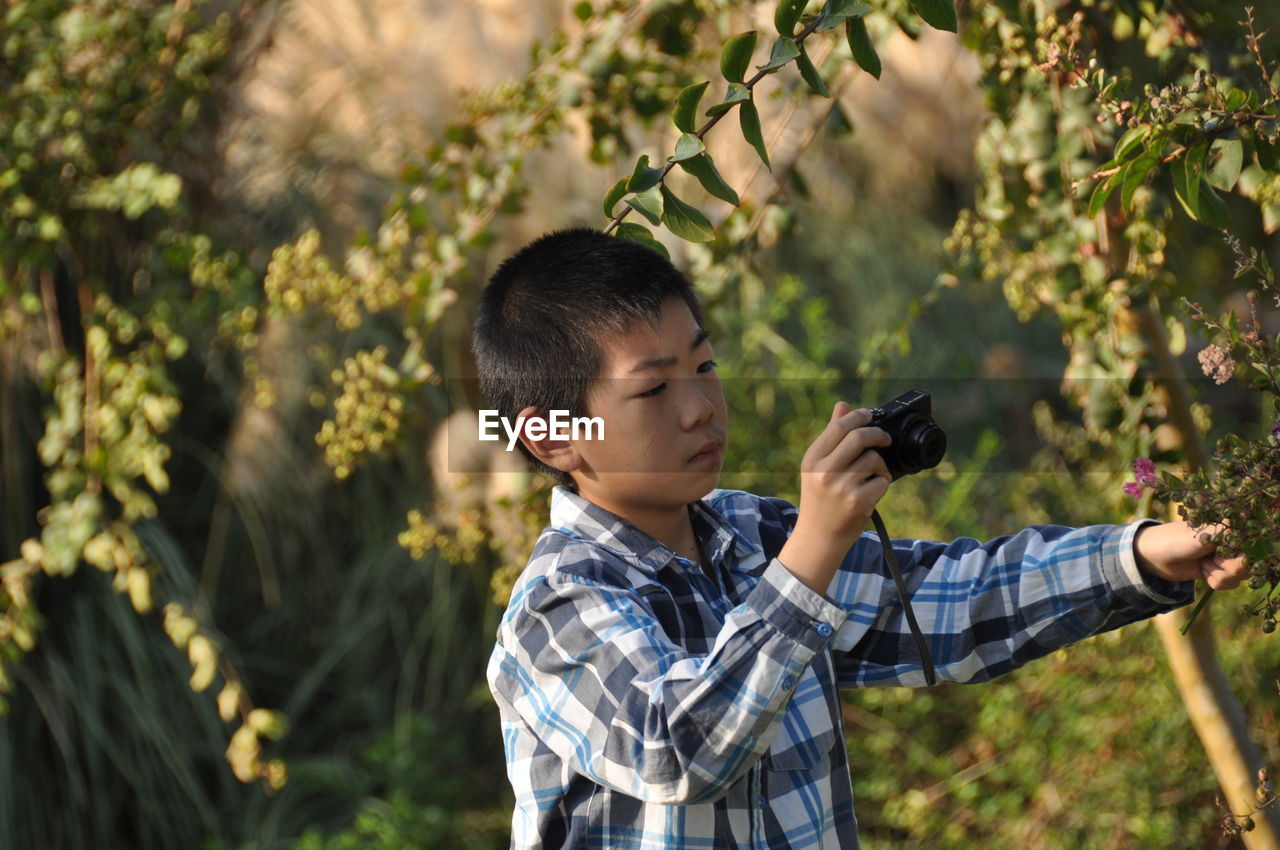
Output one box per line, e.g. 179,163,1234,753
1154,604,1278,845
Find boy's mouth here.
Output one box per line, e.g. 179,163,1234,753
688,439,723,464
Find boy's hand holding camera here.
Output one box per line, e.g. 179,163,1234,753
780,401,893,595
779,400,1251,597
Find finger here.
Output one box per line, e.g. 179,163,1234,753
1203,564,1237,591
1220,553,1250,584
856,445,893,484
861,471,892,504
824,420,892,470
1202,554,1247,591
809,405,872,460
833,444,891,485
1200,556,1226,588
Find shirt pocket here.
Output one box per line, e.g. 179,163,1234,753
765,663,838,773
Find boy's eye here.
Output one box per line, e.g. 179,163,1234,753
637,362,716,397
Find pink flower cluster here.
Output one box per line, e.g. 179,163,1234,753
1197,344,1234,385
1122,457,1158,498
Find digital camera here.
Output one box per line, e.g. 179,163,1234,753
868,390,947,481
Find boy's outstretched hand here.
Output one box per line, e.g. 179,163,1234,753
778,401,893,595
1133,521,1251,590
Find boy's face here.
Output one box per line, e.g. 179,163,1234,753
559,295,728,513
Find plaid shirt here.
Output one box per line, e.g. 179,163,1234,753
487,486,1194,849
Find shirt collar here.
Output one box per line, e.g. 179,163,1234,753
548,486,760,575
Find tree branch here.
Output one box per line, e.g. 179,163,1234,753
604,14,830,235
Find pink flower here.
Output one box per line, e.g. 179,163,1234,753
1123,457,1158,499
1132,457,1158,487
1197,344,1234,385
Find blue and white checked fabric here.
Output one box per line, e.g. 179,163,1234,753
487,486,1194,849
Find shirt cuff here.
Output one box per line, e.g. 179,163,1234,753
746,558,848,657
1108,519,1195,607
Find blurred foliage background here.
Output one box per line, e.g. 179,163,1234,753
1,0,1278,848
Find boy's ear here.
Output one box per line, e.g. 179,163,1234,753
515,405,584,475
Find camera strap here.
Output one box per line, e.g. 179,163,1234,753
870,509,937,686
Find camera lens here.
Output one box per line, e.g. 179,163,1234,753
900,415,947,472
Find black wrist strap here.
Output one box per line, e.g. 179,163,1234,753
870,509,937,687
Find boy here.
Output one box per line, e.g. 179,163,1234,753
474,228,1248,849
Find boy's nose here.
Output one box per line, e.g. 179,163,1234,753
675,379,718,428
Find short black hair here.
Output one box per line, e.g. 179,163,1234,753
472,227,703,487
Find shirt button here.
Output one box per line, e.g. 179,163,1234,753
781,676,795,690
756,794,767,808
815,621,833,637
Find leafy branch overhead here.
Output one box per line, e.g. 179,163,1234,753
602,0,958,253
1080,69,1268,231
951,6,1280,649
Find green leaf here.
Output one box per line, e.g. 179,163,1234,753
826,103,854,135
1121,148,1160,210
1088,169,1121,216
673,81,710,133
829,0,872,16
1256,137,1280,172
603,176,629,218
1113,125,1149,162
627,155,664,193
815,0,871,30
796,44,830,97
759,37,801,73
1262,201,1280,235
626,185,664,225
678,152,741,206
660,185,715,242
739,98,771,170
1171,143,1207,221
774,0,806,35
1197,180,1229,229
721,31,758,84
669,133,706,163
614,222,669,258
912,0,957,32
1206,137,1243,192
705,83,751,118
1111,160,1136,212
845,17,881,79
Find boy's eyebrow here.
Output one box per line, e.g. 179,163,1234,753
627,327,710,373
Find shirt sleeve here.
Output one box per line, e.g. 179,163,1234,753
756,497,1195,688
488,544,845,805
